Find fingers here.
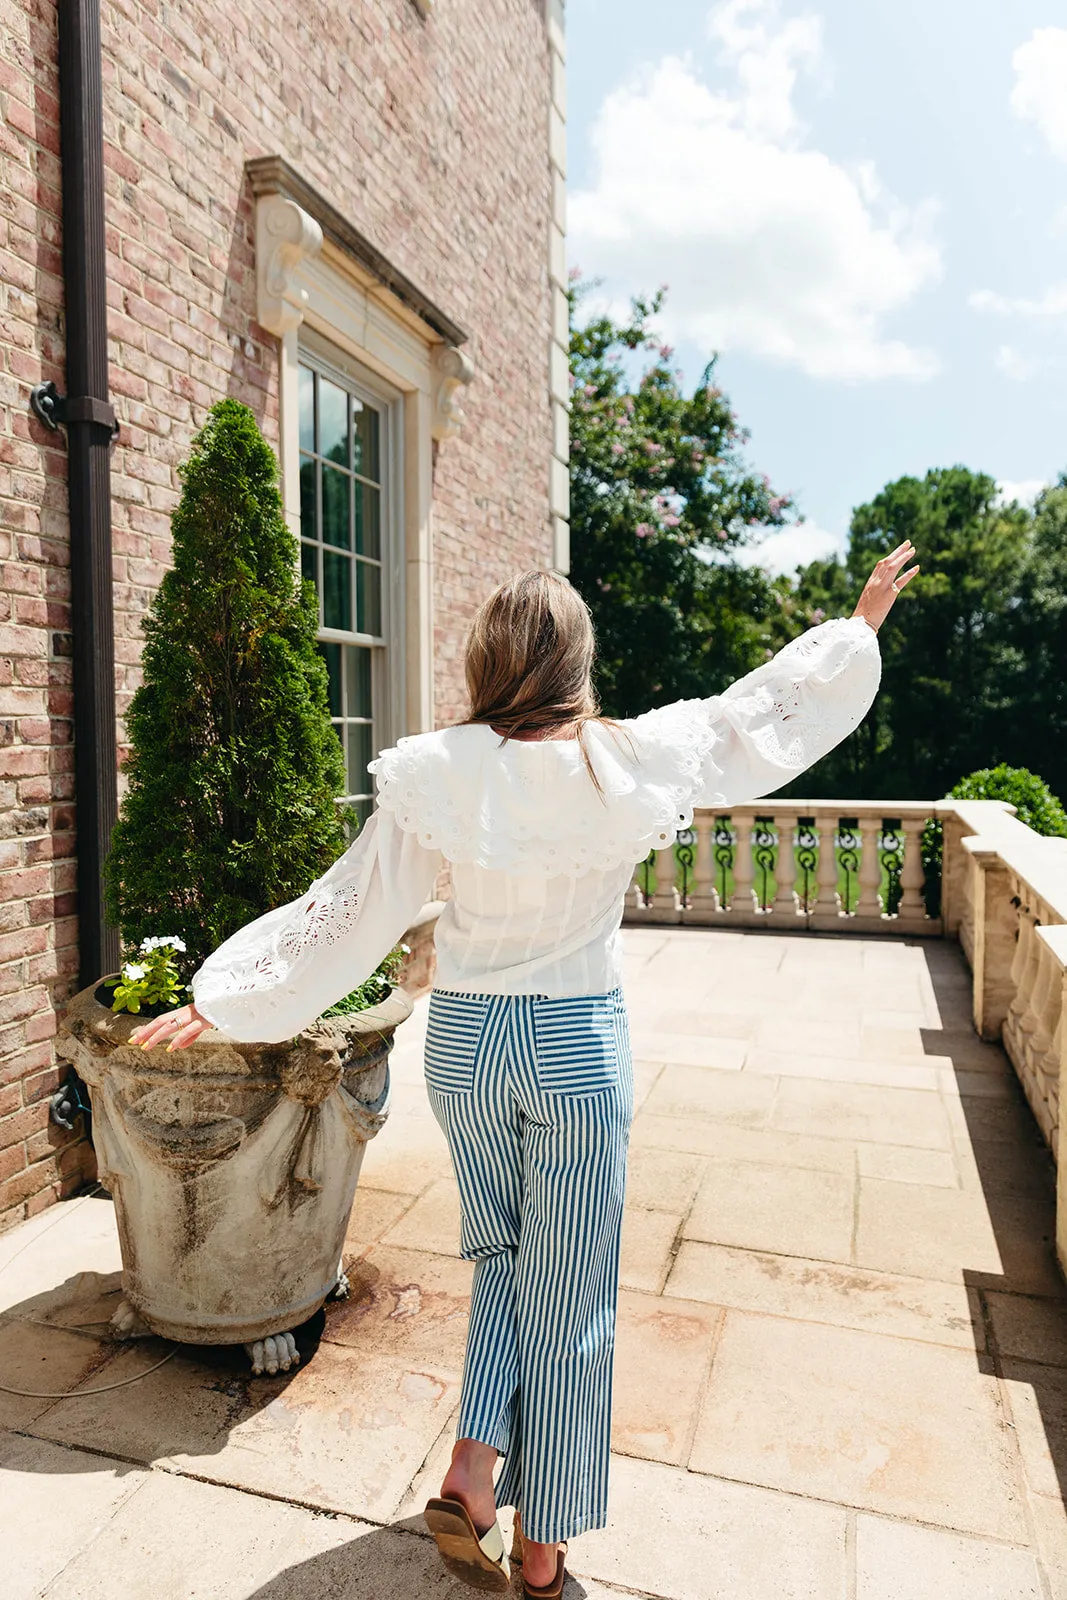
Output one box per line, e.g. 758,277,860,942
129,1006,199,1052
894,563,920,589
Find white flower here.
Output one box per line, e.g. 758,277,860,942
123,963,147,981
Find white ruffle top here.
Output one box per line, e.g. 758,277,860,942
191,616,880,1042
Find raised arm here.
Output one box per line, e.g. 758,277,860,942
130,810,442,1048
625,541,917,808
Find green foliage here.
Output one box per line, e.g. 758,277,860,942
103,937,190,1015
779,467,1032,800
949,764,1067,835
1001,476,1067,800
104,400,349,979
568,284,792,714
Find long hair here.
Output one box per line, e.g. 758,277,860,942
463,570,610,788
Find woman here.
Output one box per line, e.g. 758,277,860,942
131,542,917,1598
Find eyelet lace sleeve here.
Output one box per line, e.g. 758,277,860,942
626,615,881,810
190,811,442,1044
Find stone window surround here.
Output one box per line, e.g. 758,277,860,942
248,155,474,739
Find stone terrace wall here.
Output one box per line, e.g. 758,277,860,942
0,0,555,1228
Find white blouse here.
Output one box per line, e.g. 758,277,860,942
191,616,880,1043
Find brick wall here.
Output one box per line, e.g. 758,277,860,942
0,0,555,1229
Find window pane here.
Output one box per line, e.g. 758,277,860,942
356,560,381,636
345,645,373,718
323,550,353,632
318,640,342,718
321,465,351,550
354,483,381,558
299,455,316,539
353,401,380,481
346,720,374,798
318,378,348,466
299,366,315,454
300,539,318,596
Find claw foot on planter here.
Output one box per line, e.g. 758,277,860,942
329,1266,351,1301
110,1297,153,1341
246,1331,300,1376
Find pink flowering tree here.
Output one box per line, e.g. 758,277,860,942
568,282,795,714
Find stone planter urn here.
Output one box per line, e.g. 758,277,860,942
56,979,411,1372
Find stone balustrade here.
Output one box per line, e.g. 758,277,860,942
623,795,1067,1271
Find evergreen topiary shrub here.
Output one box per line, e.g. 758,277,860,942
921,764,1067,918
104,400,349,981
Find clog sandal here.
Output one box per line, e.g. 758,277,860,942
423,1497,510,1592
511,1512,568,1600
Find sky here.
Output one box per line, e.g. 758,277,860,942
566,0,1067,573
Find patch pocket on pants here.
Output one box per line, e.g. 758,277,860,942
532,995,620,1097
424,992,490,1095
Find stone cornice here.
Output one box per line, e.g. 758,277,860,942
246,154,469,348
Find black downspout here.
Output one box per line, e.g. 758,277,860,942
33,0,120,989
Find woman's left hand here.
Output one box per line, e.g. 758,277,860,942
129,1002,212,1052
852,540,919,633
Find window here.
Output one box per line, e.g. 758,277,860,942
297,353,395,830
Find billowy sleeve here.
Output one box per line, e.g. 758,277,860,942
190,811,443,1043
626,616,881,808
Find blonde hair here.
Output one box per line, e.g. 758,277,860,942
463,570,608,784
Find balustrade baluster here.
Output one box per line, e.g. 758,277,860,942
814,814,840,917
856,815,883,918
772,813,798,920
730,814,757,915
898,818,927,923
689,812,721,917
650,843,681,919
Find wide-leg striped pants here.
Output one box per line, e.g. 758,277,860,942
424,988,634,1545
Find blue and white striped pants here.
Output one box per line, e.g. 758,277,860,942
424,988,634,1544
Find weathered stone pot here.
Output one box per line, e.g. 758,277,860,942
55,981,412,1348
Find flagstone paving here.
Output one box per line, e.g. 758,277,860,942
1,927,1066,1597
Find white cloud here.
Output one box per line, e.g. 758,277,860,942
735,518,844,574
993,345,1042,382
1011,27,1067,161
971,285,1067,317
995,478,1047,507
570,0,942,384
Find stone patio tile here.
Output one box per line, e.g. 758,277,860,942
174,1341,461,1523
0,1320,120,1430
28,1340,241,1463
665,1242,983,1351
770,1077,953,1149
631,1057,665,1113
854,1512,1041,1599
1027,1490,1067,1581
986,1291,1067,1367
859,1023,926,1059
943,1093,1049,1150
856,1142,959,1186
940,1069,1017,1101
630,1032,746,1071
38,1469,364,1600
0,1193,121,1316
754,1018,862,1058
344,1188,416,1255
1000,1359,1067,1500
653,1009,757,1038
380,1177,463,1258
0,1432,145,1600
856,1178,1064,1294
619,1207,680,1294
8,1265,125,1332
573,1451,848,1600
624,1145,707,1214
690,1311,1027,1540
393,1403,461,1521
682,1157,855,1263
611,1290,721,1465
629,1113,857,1174
745,1048,941,1092
641,1066,776,1126
357,1114,454,1197
323,1244,472,1373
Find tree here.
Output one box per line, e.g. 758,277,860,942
1006,475,1067,800
104,400,348,975
568,285,793,715
783,467,1031,799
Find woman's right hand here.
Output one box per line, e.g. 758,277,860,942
852,540,919,633
129,1002,213,1052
